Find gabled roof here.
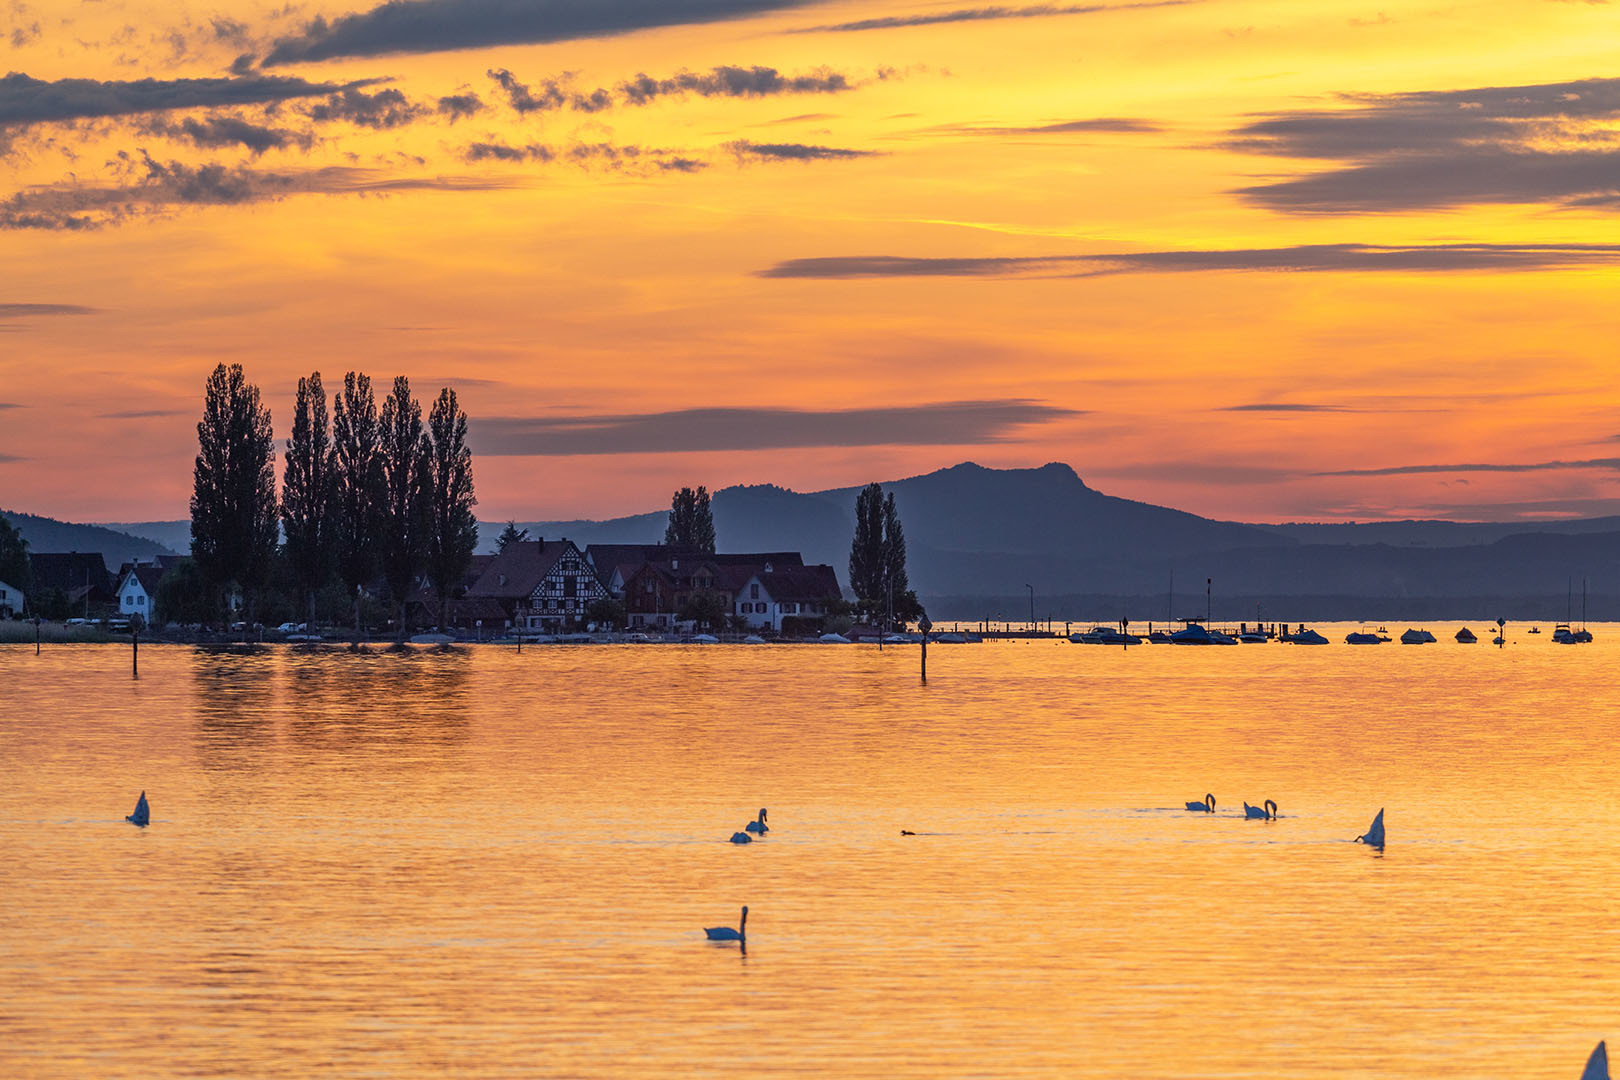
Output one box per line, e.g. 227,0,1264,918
29,552,112,596
755,564,843,603
117,564,168,594
467,539,572,600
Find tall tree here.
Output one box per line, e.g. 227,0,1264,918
190,363,279,625
282,371,333,627
330,371,381,641
0,515,30,600
664,485,715,552
848,482,885,612
496,521,529,552
425,387,479,631
378,376,430,639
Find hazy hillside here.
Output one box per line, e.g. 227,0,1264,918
103,521,193,553
2,510,176,568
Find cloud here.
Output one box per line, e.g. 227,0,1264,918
618,65,856,105
263,0,819,66
1,154,515,230
931,117,1161,135
1229,76,1620,213
0,72,353,127
142,114,310,155
0,303,99,316
1221,403,1352,412
305,87,424,129
486,68,574,114
758,242,1620,277
437,93,484,121
472,400,1080,455
795,0,1196,32
1316,458,1620,477
0,402,23,408
0,453,26,463
463,141,553,162
728,139,878,160
97,409,187,419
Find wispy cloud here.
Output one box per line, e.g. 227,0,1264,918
97,409,187,419
472,400,1080,455
1316,458,1620,477
929,117,1162,136
758,242,1620,278
0,303,99,316
2,154,514,230
0,72,355,127
484,64,871,117
729,139,878,160
140,114,311,155
794,0,1196,33
1221,402,1353,412
1230,77,1620,213
262,0,819,66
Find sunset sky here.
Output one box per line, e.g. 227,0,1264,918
4,0,1620,525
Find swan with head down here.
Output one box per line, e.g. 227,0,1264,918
1185,794,1215,813
1355,808,1385,848
1582,1040,1609,1080
1243,799,1278,820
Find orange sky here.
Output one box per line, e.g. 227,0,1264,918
4,0,1620,524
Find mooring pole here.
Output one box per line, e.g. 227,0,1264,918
918,617,931,683
132,626,139,678
35,616,42,655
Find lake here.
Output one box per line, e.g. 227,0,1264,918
3,630,1617,1078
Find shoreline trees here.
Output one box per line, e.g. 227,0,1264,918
664,486,716,552
282,371,332,628
190,363,279,625
848,481,923,631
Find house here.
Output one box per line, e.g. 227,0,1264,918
620,550,812,630
28,552,114,616
735,565,844,633
584,543,678,599
466,538,608,631
115,563,169,622
0,578,23,618
403,553,500,630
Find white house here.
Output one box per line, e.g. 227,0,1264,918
0,578,23,618
734,565,843,632
115,564,167,622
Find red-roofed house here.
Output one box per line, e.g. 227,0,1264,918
467,538,607,632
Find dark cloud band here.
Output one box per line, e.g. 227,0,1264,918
759,243,1620,278
0,303,99,316
795,0,1195,32
0,72,354,127
472,400,1079,455
1317,459,1620,477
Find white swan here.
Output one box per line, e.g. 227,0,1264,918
126,790,149,828
745,808,769,834
1185,793,1215,813
729,830,753,844
1355,808,1385,848
1243,799,1277,820
1583,1041,1609,1080
704,905,747,942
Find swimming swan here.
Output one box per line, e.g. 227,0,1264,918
126,791,149,827
746,808,769,834
1355,808,1385,848
729,831,753,844
1185,794,1215,813
1243,799,1278,820
704,906,747,942
1582,1041,1609,1080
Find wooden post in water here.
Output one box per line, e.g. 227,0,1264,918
132,625,139,677
918,617,931,683
35,615,42,655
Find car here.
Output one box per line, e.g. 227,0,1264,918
274,622,307,633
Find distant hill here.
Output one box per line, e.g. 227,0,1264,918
2,510,177,569
11,460,1620,619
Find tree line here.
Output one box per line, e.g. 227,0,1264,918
185,364,477,636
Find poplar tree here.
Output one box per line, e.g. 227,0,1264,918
330,371,381,640
282,371,333,627
377,375,430,639
190,363,278,624
425,387,478,630
848,482,885,612
664,485,715,552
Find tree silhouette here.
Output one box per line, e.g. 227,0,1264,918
191,363,279,625
496,521,529,552
664,485,715,552
282,371,333,627
425,387,478,631
330,371,381,640
378,376,430,640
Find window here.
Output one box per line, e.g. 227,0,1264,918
750,584,759,599
137,595,145,606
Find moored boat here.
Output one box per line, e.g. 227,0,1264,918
1455,627,1477,643
1281,626,1329,644
1399,628,1436,644
1170,622,1237,645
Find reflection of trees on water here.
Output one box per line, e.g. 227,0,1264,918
282,647,472,764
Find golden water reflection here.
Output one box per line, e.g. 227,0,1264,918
3,633,1619,1078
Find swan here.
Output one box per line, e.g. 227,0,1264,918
729,831,753,844
745,808,769,834
1355,808,1385,848
1185,793,1215,813
126,790,149,828
1243,799,1278,820
704,905,747,943
1583,1041,1609,1080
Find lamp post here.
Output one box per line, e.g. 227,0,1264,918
1025,584,1034,634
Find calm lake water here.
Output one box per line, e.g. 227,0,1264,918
4,630,1618,1078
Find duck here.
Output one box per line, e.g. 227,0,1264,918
1243,799,1278,820
745,808,769,834
704,905,747,943
1583,1041,1609,1080
126,790,149,828
1185,793,1215,813
1355,808,1385,848
729,830,753,844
